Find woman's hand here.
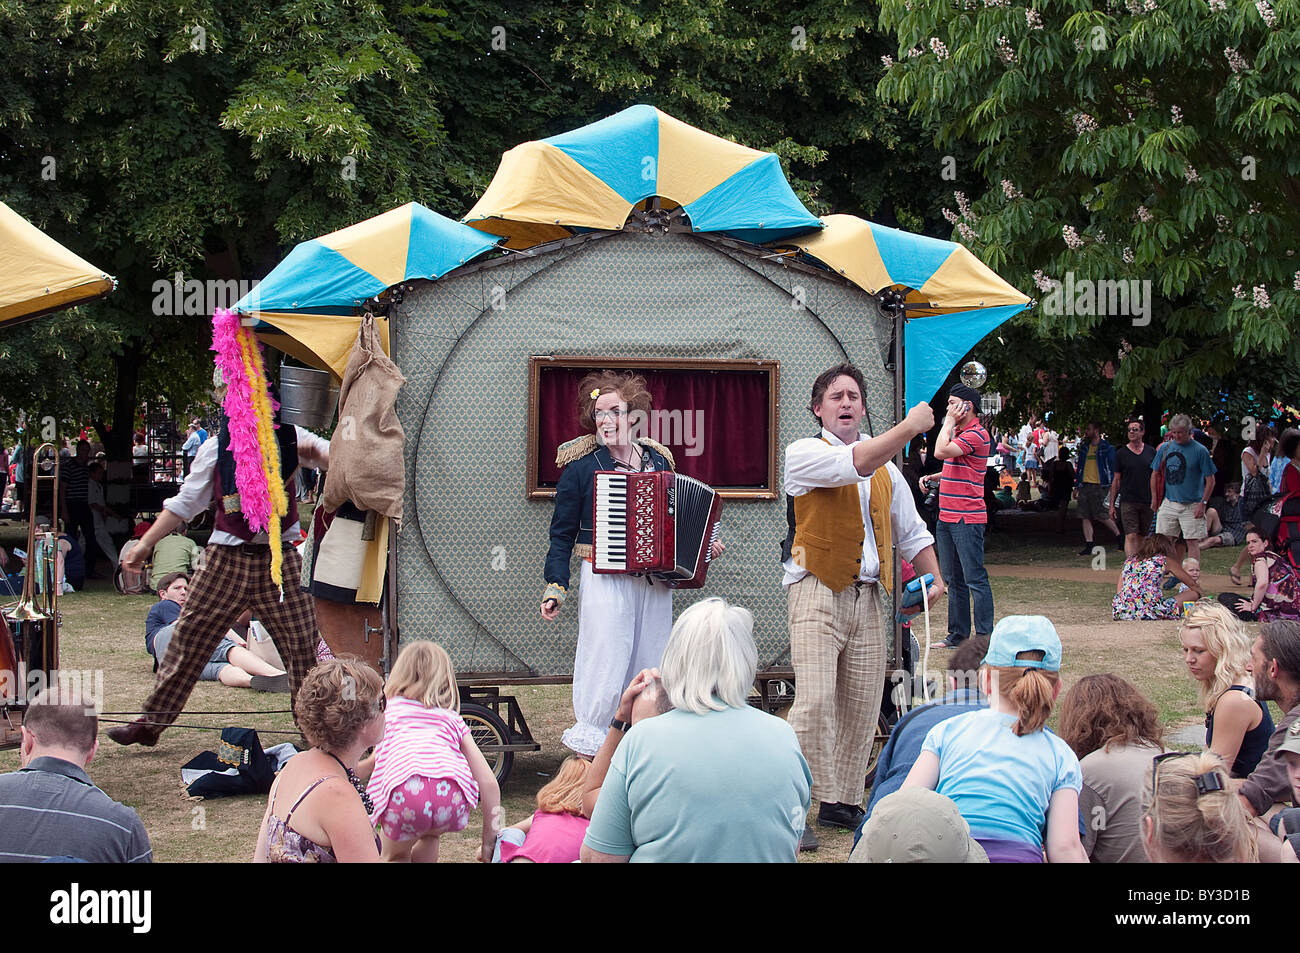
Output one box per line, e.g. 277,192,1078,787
540,599,560,621
710,538,725,560
615,668,660,722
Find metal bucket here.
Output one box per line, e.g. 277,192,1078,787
279,364,339,429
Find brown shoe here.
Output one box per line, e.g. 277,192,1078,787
106,721,159,747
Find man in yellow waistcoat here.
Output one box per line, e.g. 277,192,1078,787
782,363,946,851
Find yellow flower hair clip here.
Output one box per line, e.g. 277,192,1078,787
590,388,601,399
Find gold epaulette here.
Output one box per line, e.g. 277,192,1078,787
555,434,598,468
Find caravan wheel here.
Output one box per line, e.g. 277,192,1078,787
461,702,514,785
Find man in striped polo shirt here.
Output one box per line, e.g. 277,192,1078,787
921,383,993,649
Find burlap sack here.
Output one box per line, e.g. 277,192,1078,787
321,313,406,522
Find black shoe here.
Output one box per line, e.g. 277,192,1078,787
799,826,820,852
1078,544,1095,555
250,674,290,693
816,801,865,830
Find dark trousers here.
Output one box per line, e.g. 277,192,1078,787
1218,592,1259,621
936,519,995,640
65,500,100,575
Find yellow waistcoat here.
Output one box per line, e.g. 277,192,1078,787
792,451,894,595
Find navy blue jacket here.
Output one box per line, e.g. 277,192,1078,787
544,441,673,590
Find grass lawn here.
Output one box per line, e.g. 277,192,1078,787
0,512,1279,863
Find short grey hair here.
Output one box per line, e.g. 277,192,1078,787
1169,413,1193,432
660,597,758,714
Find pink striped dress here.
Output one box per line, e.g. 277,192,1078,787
365,697,479,822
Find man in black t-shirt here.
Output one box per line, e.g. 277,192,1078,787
1110,419,1157,558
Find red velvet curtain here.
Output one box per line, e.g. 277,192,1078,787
536,365,771,488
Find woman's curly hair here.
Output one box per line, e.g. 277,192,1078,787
574,370,653,434
294,657,384,752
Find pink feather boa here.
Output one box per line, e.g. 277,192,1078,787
211,309,273,531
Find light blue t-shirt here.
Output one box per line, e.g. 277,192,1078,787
1151,439,1217,504
922,707,1082,847
584,705,811,863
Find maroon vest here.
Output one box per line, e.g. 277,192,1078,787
212,418,299,541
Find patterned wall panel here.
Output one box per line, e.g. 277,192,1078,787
394,231,897,676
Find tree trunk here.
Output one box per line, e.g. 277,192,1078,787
104,344,142,462
1139,391,1163,438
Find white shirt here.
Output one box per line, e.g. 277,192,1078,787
163,428,329,546
781,428,935,587
1044,430,1060,462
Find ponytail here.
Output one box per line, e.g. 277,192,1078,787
989,664,1059,736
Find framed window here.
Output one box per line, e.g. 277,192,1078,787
527,356,779,500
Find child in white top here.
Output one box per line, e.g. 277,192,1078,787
366,641,500,862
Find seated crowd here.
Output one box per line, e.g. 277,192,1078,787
848,611,1300,864
3,593,1298,863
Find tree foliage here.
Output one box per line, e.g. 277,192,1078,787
877,0,1300,426
551,0,969,227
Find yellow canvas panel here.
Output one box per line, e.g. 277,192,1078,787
254,329,331,376
254,312,391,380
655,110,767,206
0,200,114,325
920,248,1031,309
465,217,573,251
464,142,630,231
356,515,389,603
782,214,894,294
315,203,414,287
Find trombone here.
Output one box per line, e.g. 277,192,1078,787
2,442,61,717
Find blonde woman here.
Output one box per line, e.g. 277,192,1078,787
1180,600,1274,778
1142,751,1257,863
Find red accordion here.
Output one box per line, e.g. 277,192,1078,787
592,470,723,589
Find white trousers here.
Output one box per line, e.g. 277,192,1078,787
562,560,673,756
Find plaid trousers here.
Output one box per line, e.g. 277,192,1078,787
138,544,318,740
786,573,885,806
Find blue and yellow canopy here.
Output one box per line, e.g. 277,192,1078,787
463,104,822,248
240,108,1029,404
235,202,501,376
771,215,1030,405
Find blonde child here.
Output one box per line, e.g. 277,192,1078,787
902,615,1088,863
365,642,500,862
488,756,591,863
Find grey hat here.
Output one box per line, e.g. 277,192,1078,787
1277,720,1300,758
849,788,989,864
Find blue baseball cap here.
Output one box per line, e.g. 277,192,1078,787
981,616,1062,671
